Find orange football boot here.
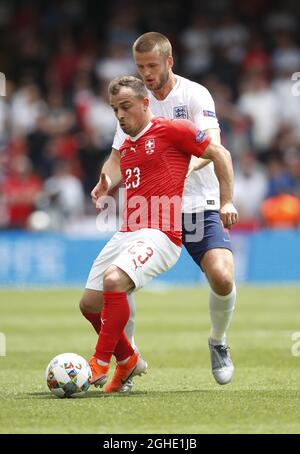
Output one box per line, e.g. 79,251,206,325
103,351,147,393
89,357,109,387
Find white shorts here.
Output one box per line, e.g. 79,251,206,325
86,228,181,291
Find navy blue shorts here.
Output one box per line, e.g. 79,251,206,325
182,210,232,269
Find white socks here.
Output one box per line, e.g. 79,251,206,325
209,283,236,345
125,286,236,349
125,292,137,350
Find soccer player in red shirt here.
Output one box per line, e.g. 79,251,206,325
81,76,237,393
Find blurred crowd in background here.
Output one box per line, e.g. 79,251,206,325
0,0,300,232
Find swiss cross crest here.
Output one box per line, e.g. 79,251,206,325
173,105,188,119
145,138,155,154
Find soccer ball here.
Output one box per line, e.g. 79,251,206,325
45,353,92,398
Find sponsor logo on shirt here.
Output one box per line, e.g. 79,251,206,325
206,200,215,205
195,130,206,143
173,105,188,119
145,138,155,154
203,110,216,118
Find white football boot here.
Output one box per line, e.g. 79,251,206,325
208,338,234,385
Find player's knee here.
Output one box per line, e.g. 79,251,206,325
79,297,91,313
79,295,100,313
210,266,233,296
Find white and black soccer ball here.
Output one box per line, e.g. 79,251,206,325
45,353,92,398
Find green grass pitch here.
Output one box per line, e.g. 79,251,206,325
0,286,300,434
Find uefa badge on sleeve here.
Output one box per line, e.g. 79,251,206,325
195,130,206,143
203,110,216,118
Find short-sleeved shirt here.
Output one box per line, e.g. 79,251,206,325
113,75,220,213
119,117,211,246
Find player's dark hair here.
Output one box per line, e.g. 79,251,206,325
108,76,148,98
133,32,172,60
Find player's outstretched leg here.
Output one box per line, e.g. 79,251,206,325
80,289,143,392
202,249,236,385
208,283,236,385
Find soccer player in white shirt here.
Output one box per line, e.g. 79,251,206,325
84,32,238,389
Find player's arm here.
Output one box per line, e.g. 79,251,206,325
91,121,126,207
200,141,238,228
187,128,220,173
90,148,122,210
188,83,221,172
172,119,238,228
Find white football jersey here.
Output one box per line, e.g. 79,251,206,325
113,75,220,213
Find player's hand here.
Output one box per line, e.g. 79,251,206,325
186,161,197,178
186,157,211,177
90,173,110,212
220,203,238,229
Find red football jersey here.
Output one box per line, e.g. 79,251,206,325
119,117,211,246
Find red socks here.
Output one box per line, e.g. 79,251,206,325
114,331,135,362
94,291,134,363
82,311,101,334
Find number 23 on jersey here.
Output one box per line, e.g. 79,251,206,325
125,167,141,189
